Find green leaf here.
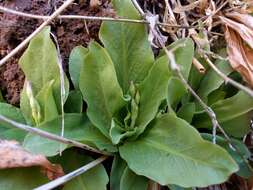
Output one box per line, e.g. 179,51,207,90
110,155,127,190
110,118,138,145
197,59,233,102
170,38,194,79
23,113,116,156
99,0,154,92
193,91,253,137
135,56,170,135
167,77,187,108
0,103,26,141
19,26,69,119
0,167,48,190
69,46,88,89
56,150,108,190
79,42,125,138
64,90,83,113
120,114,238,187
166,38,194,107
36,80,59,122
177,102,195,123
120,167,148,190
202,133,253,178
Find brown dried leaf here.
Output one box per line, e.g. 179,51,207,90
0,140,64,180
220,16,253,49
224,26,253,87
226,12,253,30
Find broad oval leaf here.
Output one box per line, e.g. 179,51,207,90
69,46,88,89
23,113,116,156
99,0,154,93
79,42,125,138
193,91,253,137
202,133,252,178
19,27,69,124
19,26,69,105
134,56,170,136
120,114,238,187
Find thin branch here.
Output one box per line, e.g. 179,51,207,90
201,52,253,98
193,57,206,74
0,5,192,29
0,114,109,155
0,0,75,67
34,156,108,190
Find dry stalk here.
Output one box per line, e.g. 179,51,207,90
0,114,108,155
34,156,108,190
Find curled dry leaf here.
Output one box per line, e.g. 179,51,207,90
226,12,253,30
220,16,253,49
224,26,253,87
220,13,253,87
0,139,64,180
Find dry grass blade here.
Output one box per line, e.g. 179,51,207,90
34,156,108,190
224,26,253,87
0,114,108,155
0,140,64,180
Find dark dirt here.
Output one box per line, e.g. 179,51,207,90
0,0,114,105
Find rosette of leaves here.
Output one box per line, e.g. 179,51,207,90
69,0,240,188
1,0,253,189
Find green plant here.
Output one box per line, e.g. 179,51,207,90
0,0,253,189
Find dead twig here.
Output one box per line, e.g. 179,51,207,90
0,0,75,67
201,52,253,98
0,114,109,155
34,156,108,190
193,57,206,74
0,5,193,31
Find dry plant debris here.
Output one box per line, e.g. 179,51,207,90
0,139,64,180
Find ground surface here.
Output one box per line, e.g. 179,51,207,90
0,0,113,105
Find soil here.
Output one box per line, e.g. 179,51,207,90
0,0,114,105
